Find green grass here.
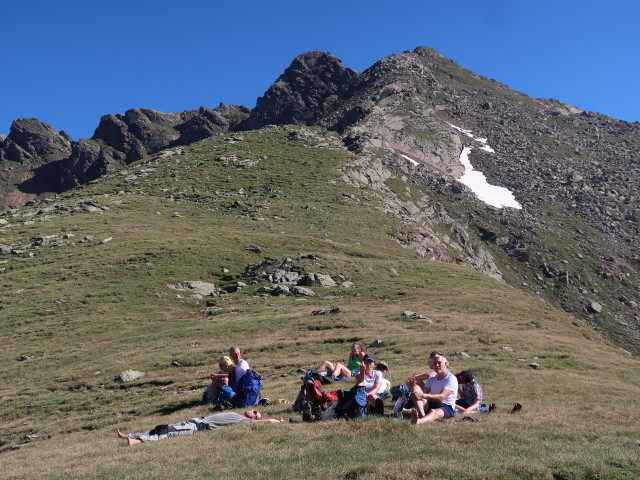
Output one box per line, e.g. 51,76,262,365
0,126,638,479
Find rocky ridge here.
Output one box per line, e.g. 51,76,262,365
0,104,249,208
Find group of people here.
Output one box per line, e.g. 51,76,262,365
117,344,483,445
202,346,250,405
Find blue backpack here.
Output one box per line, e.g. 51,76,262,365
234,369,263,407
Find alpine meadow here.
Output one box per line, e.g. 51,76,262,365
0,47,638,480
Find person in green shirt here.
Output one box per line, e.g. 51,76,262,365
315,342,364,378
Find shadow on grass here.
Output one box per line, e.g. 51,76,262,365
152,399,198,416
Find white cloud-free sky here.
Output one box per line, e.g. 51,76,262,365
1,1,639,140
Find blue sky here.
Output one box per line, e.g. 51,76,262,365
2,0,639,140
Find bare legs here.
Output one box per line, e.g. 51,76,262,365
316,360,335,372
316,361,351,378
116,429,142,446
411,408,445,425
410,384,427,417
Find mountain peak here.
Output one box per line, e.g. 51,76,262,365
241,51,359,130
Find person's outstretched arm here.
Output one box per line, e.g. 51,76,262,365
252,417,285,424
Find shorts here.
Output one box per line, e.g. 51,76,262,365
427,401,454,419
456,399,472,409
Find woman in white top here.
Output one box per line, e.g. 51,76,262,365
355,353,383,407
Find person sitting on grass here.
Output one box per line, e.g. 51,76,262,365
315,342,364,379
203,356,235,404
404,350,444,389
228,346,250,392
408,354,458,425
355,353,384,414
376,361,391,399
116,410,284,446
455,370,483,415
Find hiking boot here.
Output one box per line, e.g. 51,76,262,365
488,403,496,413
510,403,522,414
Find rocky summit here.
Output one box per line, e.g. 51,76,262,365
0,47,638,353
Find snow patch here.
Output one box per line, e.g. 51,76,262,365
447,122,520,209
398,153,420,166
458,147,522,209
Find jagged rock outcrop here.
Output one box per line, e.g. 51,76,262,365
242,51,359,129
92,104,250,163
0,118,72,164
0,104,250,204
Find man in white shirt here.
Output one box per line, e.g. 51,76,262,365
408,355,458,424
229,346,250,392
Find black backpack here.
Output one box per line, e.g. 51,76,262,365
334,386,367,419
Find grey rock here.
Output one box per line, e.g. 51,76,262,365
587,300,603,313
526,362,540,369
401,311,433,323
311,307,341,316
452,352,470,358
272,285,290,297
367,339,384,348
299,273,337,287
291,286,316,296
114,369,145,382
167,281,218,296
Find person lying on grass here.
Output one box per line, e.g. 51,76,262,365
455,370,483,415
315,342,364,379
407,354,458,425
116,410,284,446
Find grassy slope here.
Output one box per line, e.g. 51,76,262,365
0,127,638,479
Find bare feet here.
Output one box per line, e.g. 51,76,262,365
410,408,419,425
117,429,142,446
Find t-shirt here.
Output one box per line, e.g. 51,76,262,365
425,371,458,408
348,357,362,374
203,412,251,429
378,378,391,395
358,370,383,392
230,359,250,391
458,380,483,406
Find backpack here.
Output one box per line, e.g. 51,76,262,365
295,373,338,421
233,369,263,407
334,386,367,420
390,383,411,400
